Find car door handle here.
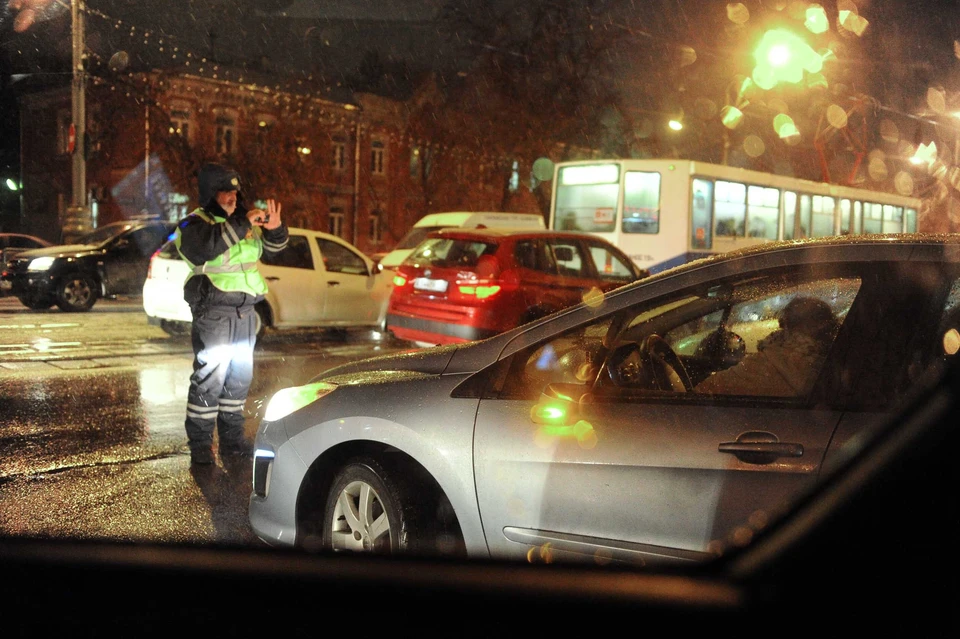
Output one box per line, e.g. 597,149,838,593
265,276,279,282
327,281,340,287
718,431,803,465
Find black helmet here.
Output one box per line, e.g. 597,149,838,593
197,163,242,207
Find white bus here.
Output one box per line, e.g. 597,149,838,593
549,158,922,274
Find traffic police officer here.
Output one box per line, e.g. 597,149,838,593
176,163,289,464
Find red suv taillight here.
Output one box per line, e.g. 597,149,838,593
453,265,520,302
457,282,502,299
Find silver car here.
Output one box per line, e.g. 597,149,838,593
249,235,960,565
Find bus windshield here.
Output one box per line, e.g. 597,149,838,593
553,164,620,233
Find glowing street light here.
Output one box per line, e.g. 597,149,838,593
668,119,683,131
753,28,822,90
911,141,937,166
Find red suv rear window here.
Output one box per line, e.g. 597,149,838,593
406,238,498,268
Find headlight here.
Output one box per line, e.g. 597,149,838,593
27,257,55,271
263,381,338,421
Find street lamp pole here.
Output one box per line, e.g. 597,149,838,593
64,0,89,241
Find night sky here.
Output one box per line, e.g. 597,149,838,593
2,0,959,221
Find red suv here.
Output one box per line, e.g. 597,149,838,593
386,228,646,345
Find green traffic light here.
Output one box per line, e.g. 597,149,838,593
4,178,18,191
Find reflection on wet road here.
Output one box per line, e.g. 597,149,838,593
0,310,415,545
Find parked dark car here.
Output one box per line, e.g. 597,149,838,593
0,232,52,276
0,220,175,311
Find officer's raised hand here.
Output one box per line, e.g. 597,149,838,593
246,199,282,229
263,199,282,230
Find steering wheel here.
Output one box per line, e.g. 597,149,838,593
605,342,645,387
640,334,693,392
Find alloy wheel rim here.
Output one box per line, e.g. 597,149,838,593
65,279,92,305
330,480,390,552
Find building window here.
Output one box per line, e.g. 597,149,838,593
169,107,193,144
371,140,385,175
56,109,71,155
509,160,520,192
255,115,276,149
214,111,237,156
409,146,432,179
332,139,346,170
369,210,382,242
329,207,344,237
410,146,421,178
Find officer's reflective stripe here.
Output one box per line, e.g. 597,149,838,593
219,398,246,414
193,261,258,275
223,221,241,247
262,238,288,253
187,403,219,419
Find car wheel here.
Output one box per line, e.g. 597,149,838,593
159,319,189,336
321,457,425,555
55,273,99,312
254,303,268,340
18,292,54,310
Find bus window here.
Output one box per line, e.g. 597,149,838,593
853,201,863,235
793,194,812,238
783,191,798,240
715,180,746,237
812,196,835,237
840,199,851,235
554,164,620,233
883,205,903,233
864,202,883,233
622,171,661,234
691,179,713,249
906,208,918,232
747,185,779,239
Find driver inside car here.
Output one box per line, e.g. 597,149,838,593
694,296,840,397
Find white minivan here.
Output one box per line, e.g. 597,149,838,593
376,211,545,270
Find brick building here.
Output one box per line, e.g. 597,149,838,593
16,67,546,254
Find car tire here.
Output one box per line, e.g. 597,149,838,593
18,293,54,310
54,273,99,312
254,303,268,340
159,319,189,336
321,457,426,555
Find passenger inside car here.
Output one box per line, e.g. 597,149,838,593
694,296,840,397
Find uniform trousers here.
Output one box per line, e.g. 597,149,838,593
184,307,257,455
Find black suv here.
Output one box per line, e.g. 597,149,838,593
0,220,175,312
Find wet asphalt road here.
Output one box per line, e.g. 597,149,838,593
0,296,416,546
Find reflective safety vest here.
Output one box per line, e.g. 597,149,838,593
176,207,268,296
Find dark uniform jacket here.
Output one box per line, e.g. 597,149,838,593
178,165,289,314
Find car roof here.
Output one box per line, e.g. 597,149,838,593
158,226,367,252
426,228,614,242
631,233,960,284
0,232,51,243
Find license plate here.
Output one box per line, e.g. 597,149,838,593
413,277,448,293
0,280,11,290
